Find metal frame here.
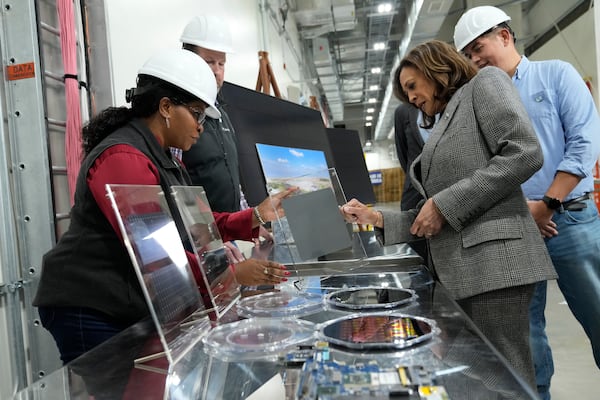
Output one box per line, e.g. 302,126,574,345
0,0,61,391
0,0,106,391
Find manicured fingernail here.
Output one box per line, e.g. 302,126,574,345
284,271,291,276
282,278,288,282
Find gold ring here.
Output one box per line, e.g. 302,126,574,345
263,267,269,275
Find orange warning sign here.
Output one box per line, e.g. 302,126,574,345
6,62,35,81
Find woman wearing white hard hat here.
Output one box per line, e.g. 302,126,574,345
33,48,292,364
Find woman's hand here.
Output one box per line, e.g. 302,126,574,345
223,241,245,264
528,200,558,237
234,259,291,286
257,225,273,243
340,198,381,227
253,187,299,226
410,198,445,239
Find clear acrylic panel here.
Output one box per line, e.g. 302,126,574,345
169,185,241,321
264,168,367,271
106,184,211,368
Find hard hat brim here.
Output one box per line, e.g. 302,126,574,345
138,49,220,119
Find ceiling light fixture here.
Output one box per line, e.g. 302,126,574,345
366,116,373,121
373,42,385,51
368,98,376,103
371,67,381,74
372,0,423,142
365,122,372,127
367,108,375,113
369,85,378,91
378,3,392,13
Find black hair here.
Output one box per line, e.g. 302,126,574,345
182,43,200,53
475,22,516,46
393,40,477,129
498,22,517,44
82,74,197,155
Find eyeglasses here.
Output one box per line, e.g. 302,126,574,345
170,97,206,125
182,104,206,125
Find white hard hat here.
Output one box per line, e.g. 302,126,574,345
454,6,511,51
138,48,220,119
180,15,234,53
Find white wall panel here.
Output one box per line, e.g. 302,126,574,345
529,9,597,101
105,0,311,105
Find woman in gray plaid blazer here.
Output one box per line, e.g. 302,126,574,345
342,40,556,389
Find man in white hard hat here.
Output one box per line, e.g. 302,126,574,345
179,15,241,214
455,6,600,399
178,15,274,261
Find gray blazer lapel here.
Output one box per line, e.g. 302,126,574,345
409,153,427,199
419,87,465,183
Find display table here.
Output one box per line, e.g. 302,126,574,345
14,262,538,400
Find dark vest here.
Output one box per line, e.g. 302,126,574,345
33,119,190,324
182,101,241,212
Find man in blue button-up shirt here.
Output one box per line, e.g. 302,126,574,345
455,6,600,400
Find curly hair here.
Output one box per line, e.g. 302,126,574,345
392,40,477,128
82,75,197,155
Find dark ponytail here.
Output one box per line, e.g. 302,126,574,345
82,107,132,155
81,74,197,156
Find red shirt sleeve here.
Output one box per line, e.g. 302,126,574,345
212,208,258,242
87,144,258,243
87,144,160,237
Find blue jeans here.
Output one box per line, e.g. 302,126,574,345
529,281,553,400
38,306,130,364
530,199,600,398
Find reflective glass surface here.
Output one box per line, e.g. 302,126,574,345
16,265,539,400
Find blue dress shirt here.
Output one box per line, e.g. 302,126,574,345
512,56,600,201
416,112,433,143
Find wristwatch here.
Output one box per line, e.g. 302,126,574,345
542,195,561,210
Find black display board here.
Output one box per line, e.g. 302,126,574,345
325,128,376,204
221,82,334,206
221,82,375,206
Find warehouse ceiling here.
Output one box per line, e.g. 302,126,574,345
282,0,588,146
291,0,446,144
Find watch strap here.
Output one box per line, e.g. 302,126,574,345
542,195,561,210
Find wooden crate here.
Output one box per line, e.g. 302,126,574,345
372,167,405,204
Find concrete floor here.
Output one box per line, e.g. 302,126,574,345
546,280,598,399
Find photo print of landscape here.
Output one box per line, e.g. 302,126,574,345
255,143,332,194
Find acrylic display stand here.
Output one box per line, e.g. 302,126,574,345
106,184,214,378
262,168,367,269
170,185,241,321
106,184,320,399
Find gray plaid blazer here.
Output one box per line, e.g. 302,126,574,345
381,66,556,300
